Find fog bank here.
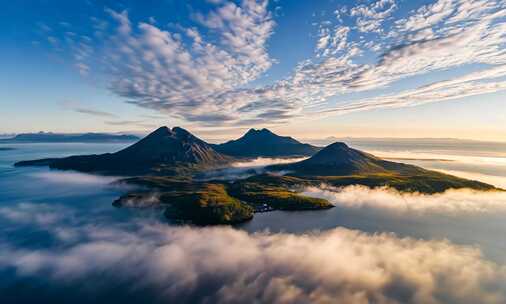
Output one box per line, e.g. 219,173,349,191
303,185,506,215
0,201,505,304
198,157,304,180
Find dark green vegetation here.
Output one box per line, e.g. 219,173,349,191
228,176,332,210
115,183,253,225
14,126,500,225
2,132,138,143
15,127,232,175
114,175,332,225
213,128,320,157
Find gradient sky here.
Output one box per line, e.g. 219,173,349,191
1,0,506,141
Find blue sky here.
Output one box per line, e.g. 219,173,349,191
1,0,506,141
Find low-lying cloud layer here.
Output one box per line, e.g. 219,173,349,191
1,213,506,304
303,185,506,215
231,157,307,168
198,157,303,180
30,171,120,186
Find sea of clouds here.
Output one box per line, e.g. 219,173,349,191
4,149,506,303
198,157,305,181
357,149,506,189
1,193,506,303
302,185,506,215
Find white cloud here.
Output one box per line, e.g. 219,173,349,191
303,185,506,215
30,171,119,185
198,157,305,180
283,0,506,118
231,157,307,168
46,0,506,126
350,0,397,33
2,220,506,303
101,1,276,125
0,203,73,226
319,64,506,115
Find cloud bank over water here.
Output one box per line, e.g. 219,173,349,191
30,171,120,186
330,147,506,188
1,201,506,303
303,185,506,215
231,157,307,168
198,157,304,180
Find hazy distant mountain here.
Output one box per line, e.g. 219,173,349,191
213,128,320,157
2,132,139,143
306,136,506,148
0,133,16,139
16,126,231,175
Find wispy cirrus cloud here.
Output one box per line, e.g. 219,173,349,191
62,100,117,118
319,64,506,115
44,0,506,127
101,0,276,125
73,107,117,118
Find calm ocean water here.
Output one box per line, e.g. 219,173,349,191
1,141,506,303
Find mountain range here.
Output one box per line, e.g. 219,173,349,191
16,126,230,175
1,132,139,143
14,126,498,225
15,126,320,174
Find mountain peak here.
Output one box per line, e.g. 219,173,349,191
323,142,349,150
113,126,231,169
144,126,197,142
273,141,386,175
213,128,320,157
15,126,232,175
172,126,189,134
245,128,274,137
306,141,367,165
146,126,171,138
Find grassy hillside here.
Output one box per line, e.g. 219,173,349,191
161,184,254,225
311,172,495,194
228,179,333,210
115,182,253,225
115,175,334,225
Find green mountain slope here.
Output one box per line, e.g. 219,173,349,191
269,142,497,193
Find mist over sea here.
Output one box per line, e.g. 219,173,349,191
1,140,506,303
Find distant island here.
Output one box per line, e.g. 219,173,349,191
0,147,15,151
1,132,139,143
15,126,499,225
